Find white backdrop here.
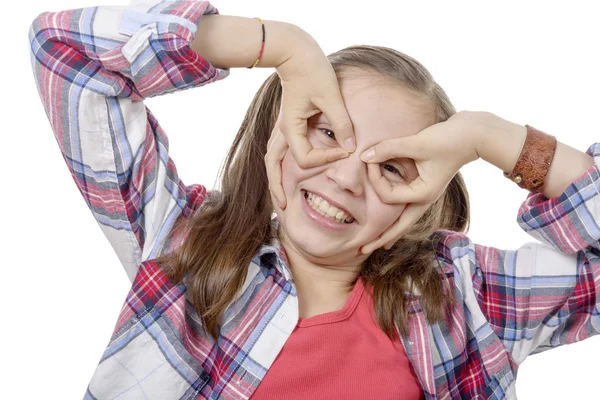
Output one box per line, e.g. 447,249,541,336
4,0,599,398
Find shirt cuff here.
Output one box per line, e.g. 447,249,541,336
516,142,600,254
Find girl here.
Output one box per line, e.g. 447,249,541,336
28,0,600,399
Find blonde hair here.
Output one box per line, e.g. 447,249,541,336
157,45,468,341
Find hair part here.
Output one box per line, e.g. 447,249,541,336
157,45,469,342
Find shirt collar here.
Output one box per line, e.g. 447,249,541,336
256,216,422,297
255,217,293,282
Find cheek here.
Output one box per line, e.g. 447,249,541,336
278,129,330,189
280,151,325,194
367,201,407,235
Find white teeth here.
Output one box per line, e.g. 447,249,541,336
304,191,354,224
319,200,329,213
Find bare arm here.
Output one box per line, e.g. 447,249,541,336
191,15,309,69
475,113,594,198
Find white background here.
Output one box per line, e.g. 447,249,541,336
4,0,600,398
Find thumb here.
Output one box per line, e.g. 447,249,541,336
314,95,356,153
360,136,424,163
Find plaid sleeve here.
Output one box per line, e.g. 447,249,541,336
436,231,600,366
28,0,229,280
436,148,600,364
517,142,600,254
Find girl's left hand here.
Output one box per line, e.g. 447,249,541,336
359,111,489,254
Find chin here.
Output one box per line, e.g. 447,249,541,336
291,232,338,258
279,218,360,265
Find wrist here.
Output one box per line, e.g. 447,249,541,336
192,15,303,69
472,111,527,173
274,29,325,81
265,21,311,69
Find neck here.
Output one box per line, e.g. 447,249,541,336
277,224,363,295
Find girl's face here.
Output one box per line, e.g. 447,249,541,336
275,72,436,266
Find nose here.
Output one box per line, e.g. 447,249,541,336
324,152,366,196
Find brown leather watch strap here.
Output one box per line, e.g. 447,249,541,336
503,125,557,192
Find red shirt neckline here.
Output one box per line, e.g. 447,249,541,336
296,277,365,328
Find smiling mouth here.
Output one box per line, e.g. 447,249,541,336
303,190,355,224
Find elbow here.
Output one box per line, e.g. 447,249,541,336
28,12,49,61
29,12,50,41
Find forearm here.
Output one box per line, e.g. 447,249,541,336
476,113,594,198
192,15,307,69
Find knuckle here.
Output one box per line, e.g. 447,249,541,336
334,119,352,133
381,191,395,203
423,191,437,203
413,140,426,155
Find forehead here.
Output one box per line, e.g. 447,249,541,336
321,72,436,145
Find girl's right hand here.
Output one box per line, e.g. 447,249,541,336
265,31,356,210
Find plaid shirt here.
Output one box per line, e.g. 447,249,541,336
29,1,600,399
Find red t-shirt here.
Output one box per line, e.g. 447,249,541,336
251,277,425,399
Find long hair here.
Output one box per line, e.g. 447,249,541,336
157,45,469,341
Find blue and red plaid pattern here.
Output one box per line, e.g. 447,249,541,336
29,1,600,399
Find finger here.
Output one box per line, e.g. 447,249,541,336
366,163,431,204
267,121,280,151
382,203,431,249
314,95,356,152
360,136,425,164
360,203,430,255
264,129,288,209
365,163,394,201
281,117,348,169
287,132,349,168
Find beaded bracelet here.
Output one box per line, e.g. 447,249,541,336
247,17,265,69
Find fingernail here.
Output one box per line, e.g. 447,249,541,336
361,149,374,161
344,137,356,152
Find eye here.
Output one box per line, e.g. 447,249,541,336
319,128,336,141
380,163,407,181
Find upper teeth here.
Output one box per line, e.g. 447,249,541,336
305,191,354,224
